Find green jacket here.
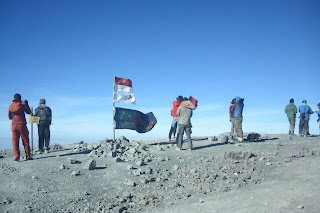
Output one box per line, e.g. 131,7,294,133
285,103,297,119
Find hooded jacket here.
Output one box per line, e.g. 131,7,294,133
170,101,181,117
285,103,297,119
8,100,32,125
34,104,52,126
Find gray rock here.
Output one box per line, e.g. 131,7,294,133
218,134,229,143
223,151,255,161
136,160,144,166
124,180,136,186
59,165,66,170
71,170,81,176
284,158,292,162
173,165,180,171
67,157,80,164
83,159,96,170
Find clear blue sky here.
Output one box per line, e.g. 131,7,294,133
1,0,319,149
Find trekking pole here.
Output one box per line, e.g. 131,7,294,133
31,107,33,155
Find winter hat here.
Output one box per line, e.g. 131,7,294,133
290,99,294,103
14,93,21,101
302,99,307,103
39,99,46,104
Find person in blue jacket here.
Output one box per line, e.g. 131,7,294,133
313,103,320,136
231,96,244,142
298,99,313,137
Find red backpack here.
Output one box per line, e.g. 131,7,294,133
188,96,198,108
9,102,23,114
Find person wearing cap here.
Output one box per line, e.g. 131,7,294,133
298,99,313,137
231,97,244,142
313,103,320,136
8,93,32,161
285,99,298,135
34,99,52,153
168,96,183,141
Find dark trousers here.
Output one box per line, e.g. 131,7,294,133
38,125,50,151
169,117,179,139
12,124,31,159
299,119,309,136
177,124,192,149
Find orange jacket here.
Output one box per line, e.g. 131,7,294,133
8,100,32,125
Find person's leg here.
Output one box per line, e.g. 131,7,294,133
238,117,243,138
299,119,303,135
38,125,44,152
169,117,178,140
304,119,309,136
11,124,20,160
231,118,235,136
185,126,192,150
44,125,50,151
177,124,185,149
20,124,31,159
292,117,296,134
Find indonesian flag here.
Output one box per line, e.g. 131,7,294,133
114,76,136,104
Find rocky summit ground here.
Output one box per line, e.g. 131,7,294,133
0,133,320,213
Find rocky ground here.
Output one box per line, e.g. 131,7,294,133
0,133,319,213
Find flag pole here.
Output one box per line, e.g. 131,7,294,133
113,76,116,142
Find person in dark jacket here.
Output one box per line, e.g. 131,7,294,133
34,99,52,153
168,96,183,141
8,93,32,161
298,99,313,137
230,97,244,142
285,99,298,135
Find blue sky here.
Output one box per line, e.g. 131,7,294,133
1,0,319,149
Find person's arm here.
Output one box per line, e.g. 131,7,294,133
22,100,32,114
8,109,12,120
177,107,181,117
294,106,297,114
308,107,314,114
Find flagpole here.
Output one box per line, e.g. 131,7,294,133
113,76,116,142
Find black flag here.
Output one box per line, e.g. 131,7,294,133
114,107,157,133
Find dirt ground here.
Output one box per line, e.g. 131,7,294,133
0,133,319,213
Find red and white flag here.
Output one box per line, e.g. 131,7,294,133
113,76,136,104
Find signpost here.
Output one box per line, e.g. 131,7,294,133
29,109,40,155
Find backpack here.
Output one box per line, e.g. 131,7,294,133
188,96,198,108
38,107,52,124
9,102,23,114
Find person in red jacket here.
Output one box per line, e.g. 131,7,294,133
168,96,183,141
8,93,33,161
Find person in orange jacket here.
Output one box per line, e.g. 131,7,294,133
168,96,183,141
8,93,33,161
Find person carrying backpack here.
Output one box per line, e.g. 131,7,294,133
298,99,313,137
168,96,183,141
231,97,244,142
285,99,298,135
34,99,52,153
8,93,32,161
229,98,236,136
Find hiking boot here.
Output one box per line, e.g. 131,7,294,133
237,137,243,142
44,149,49,153
26,156,33,160
176,148,181,151
37,150,43,154
13,158,19,162
188,148,193,151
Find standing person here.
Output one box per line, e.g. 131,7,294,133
168,96,182,141
8,93,32,161
232,97,244,142
34,99,52,154
298,99,313,137
313,103,320,136
229,98,236,136
176,99,193,150
285,99,298,135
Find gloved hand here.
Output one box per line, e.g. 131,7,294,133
22,100,28,105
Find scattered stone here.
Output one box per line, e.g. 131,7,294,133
266,162,272,166
83,159,96,170
173,165,180,171
223,151,255,161
67,157,80,164
71,170,81,176
284,158,292,162
297,205,304,209
124,180,136,187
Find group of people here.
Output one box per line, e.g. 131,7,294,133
168,95,197,150
8,93,52,161
285,99,320,137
